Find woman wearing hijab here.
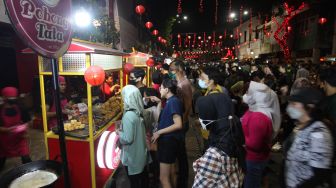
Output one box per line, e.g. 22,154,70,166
242,81,276,188
193,93,244,188
150,79,183,188
117,85,149,188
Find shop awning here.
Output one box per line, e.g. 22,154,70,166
21,39,129,56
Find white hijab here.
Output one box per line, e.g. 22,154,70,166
122,85,144,117
244,81,281,138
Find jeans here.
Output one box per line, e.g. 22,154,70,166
177,121,189,188
244,160,268,188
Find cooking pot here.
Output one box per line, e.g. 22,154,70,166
0,160,63,188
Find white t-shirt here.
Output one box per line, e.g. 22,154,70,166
285,121,334,188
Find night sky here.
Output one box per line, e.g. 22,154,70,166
143,0,276,34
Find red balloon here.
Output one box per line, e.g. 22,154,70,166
84,66,105,86
152,30,159,36
145,22,153,29
124,63,134,74
146,58,155,67
135,5,145,15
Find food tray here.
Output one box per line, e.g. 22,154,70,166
51,124,94,139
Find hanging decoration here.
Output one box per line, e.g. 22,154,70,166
228,0,232,22
199,0,204,13
273,3,294,59
318,17,327,25
124,63,134,74
215,0,219,25
178,34,182,47
193,33,196,47
177,0,182,14
135,5,145,15
145,21,153,29
249,8,253,35
152,29,159,36
84,66,105,86
146,58,155,67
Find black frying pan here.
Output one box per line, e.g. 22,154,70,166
0,160,63,188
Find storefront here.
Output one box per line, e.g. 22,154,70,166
22,39,126,188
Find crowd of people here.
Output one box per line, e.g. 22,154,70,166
116,59,336,188
1,59,335,188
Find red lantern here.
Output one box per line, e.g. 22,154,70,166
287,26,292,31
158,36,162,42
156,64,162,69
84,66,105,86
135,5,145,15
146,58,155,67
318,17,327,25
152,30,159,36
124,63,134,74
145,21,153,29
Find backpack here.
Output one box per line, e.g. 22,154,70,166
228,115,246,172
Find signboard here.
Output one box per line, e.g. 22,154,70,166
0,0,10,23
4,0,72,58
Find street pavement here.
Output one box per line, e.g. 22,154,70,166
0,119,284,188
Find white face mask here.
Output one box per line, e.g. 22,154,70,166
286,106,303,120
198,79,208,89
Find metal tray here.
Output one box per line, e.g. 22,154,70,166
51,125,93,139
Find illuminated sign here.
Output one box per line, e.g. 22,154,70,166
97,131,121,169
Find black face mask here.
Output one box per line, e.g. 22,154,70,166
129,79,137,86
4,107,18,117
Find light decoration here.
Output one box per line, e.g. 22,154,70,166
199,0,204,13
177,0,182,14
273,2,295,59
318,17,327,25
215,0,219,25
97,131,121,170
228,0,232,22
249,8,253,35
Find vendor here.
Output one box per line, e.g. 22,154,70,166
0,87,32,170
46,76,70,129
100,73,120,102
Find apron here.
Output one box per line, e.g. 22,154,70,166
0,105,29,157
48,98,68,129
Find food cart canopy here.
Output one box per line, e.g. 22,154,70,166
22,39,129,56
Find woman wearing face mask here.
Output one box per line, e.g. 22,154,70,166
150,79,183,188
0,87,32,170
193,93,244,188
198,67,229,152
241,81,274,188
284,88,333,188
116,85,149,188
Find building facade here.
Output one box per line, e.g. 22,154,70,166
235,2,335,63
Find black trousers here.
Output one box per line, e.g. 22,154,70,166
0,155,32,170
125,166,149,188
